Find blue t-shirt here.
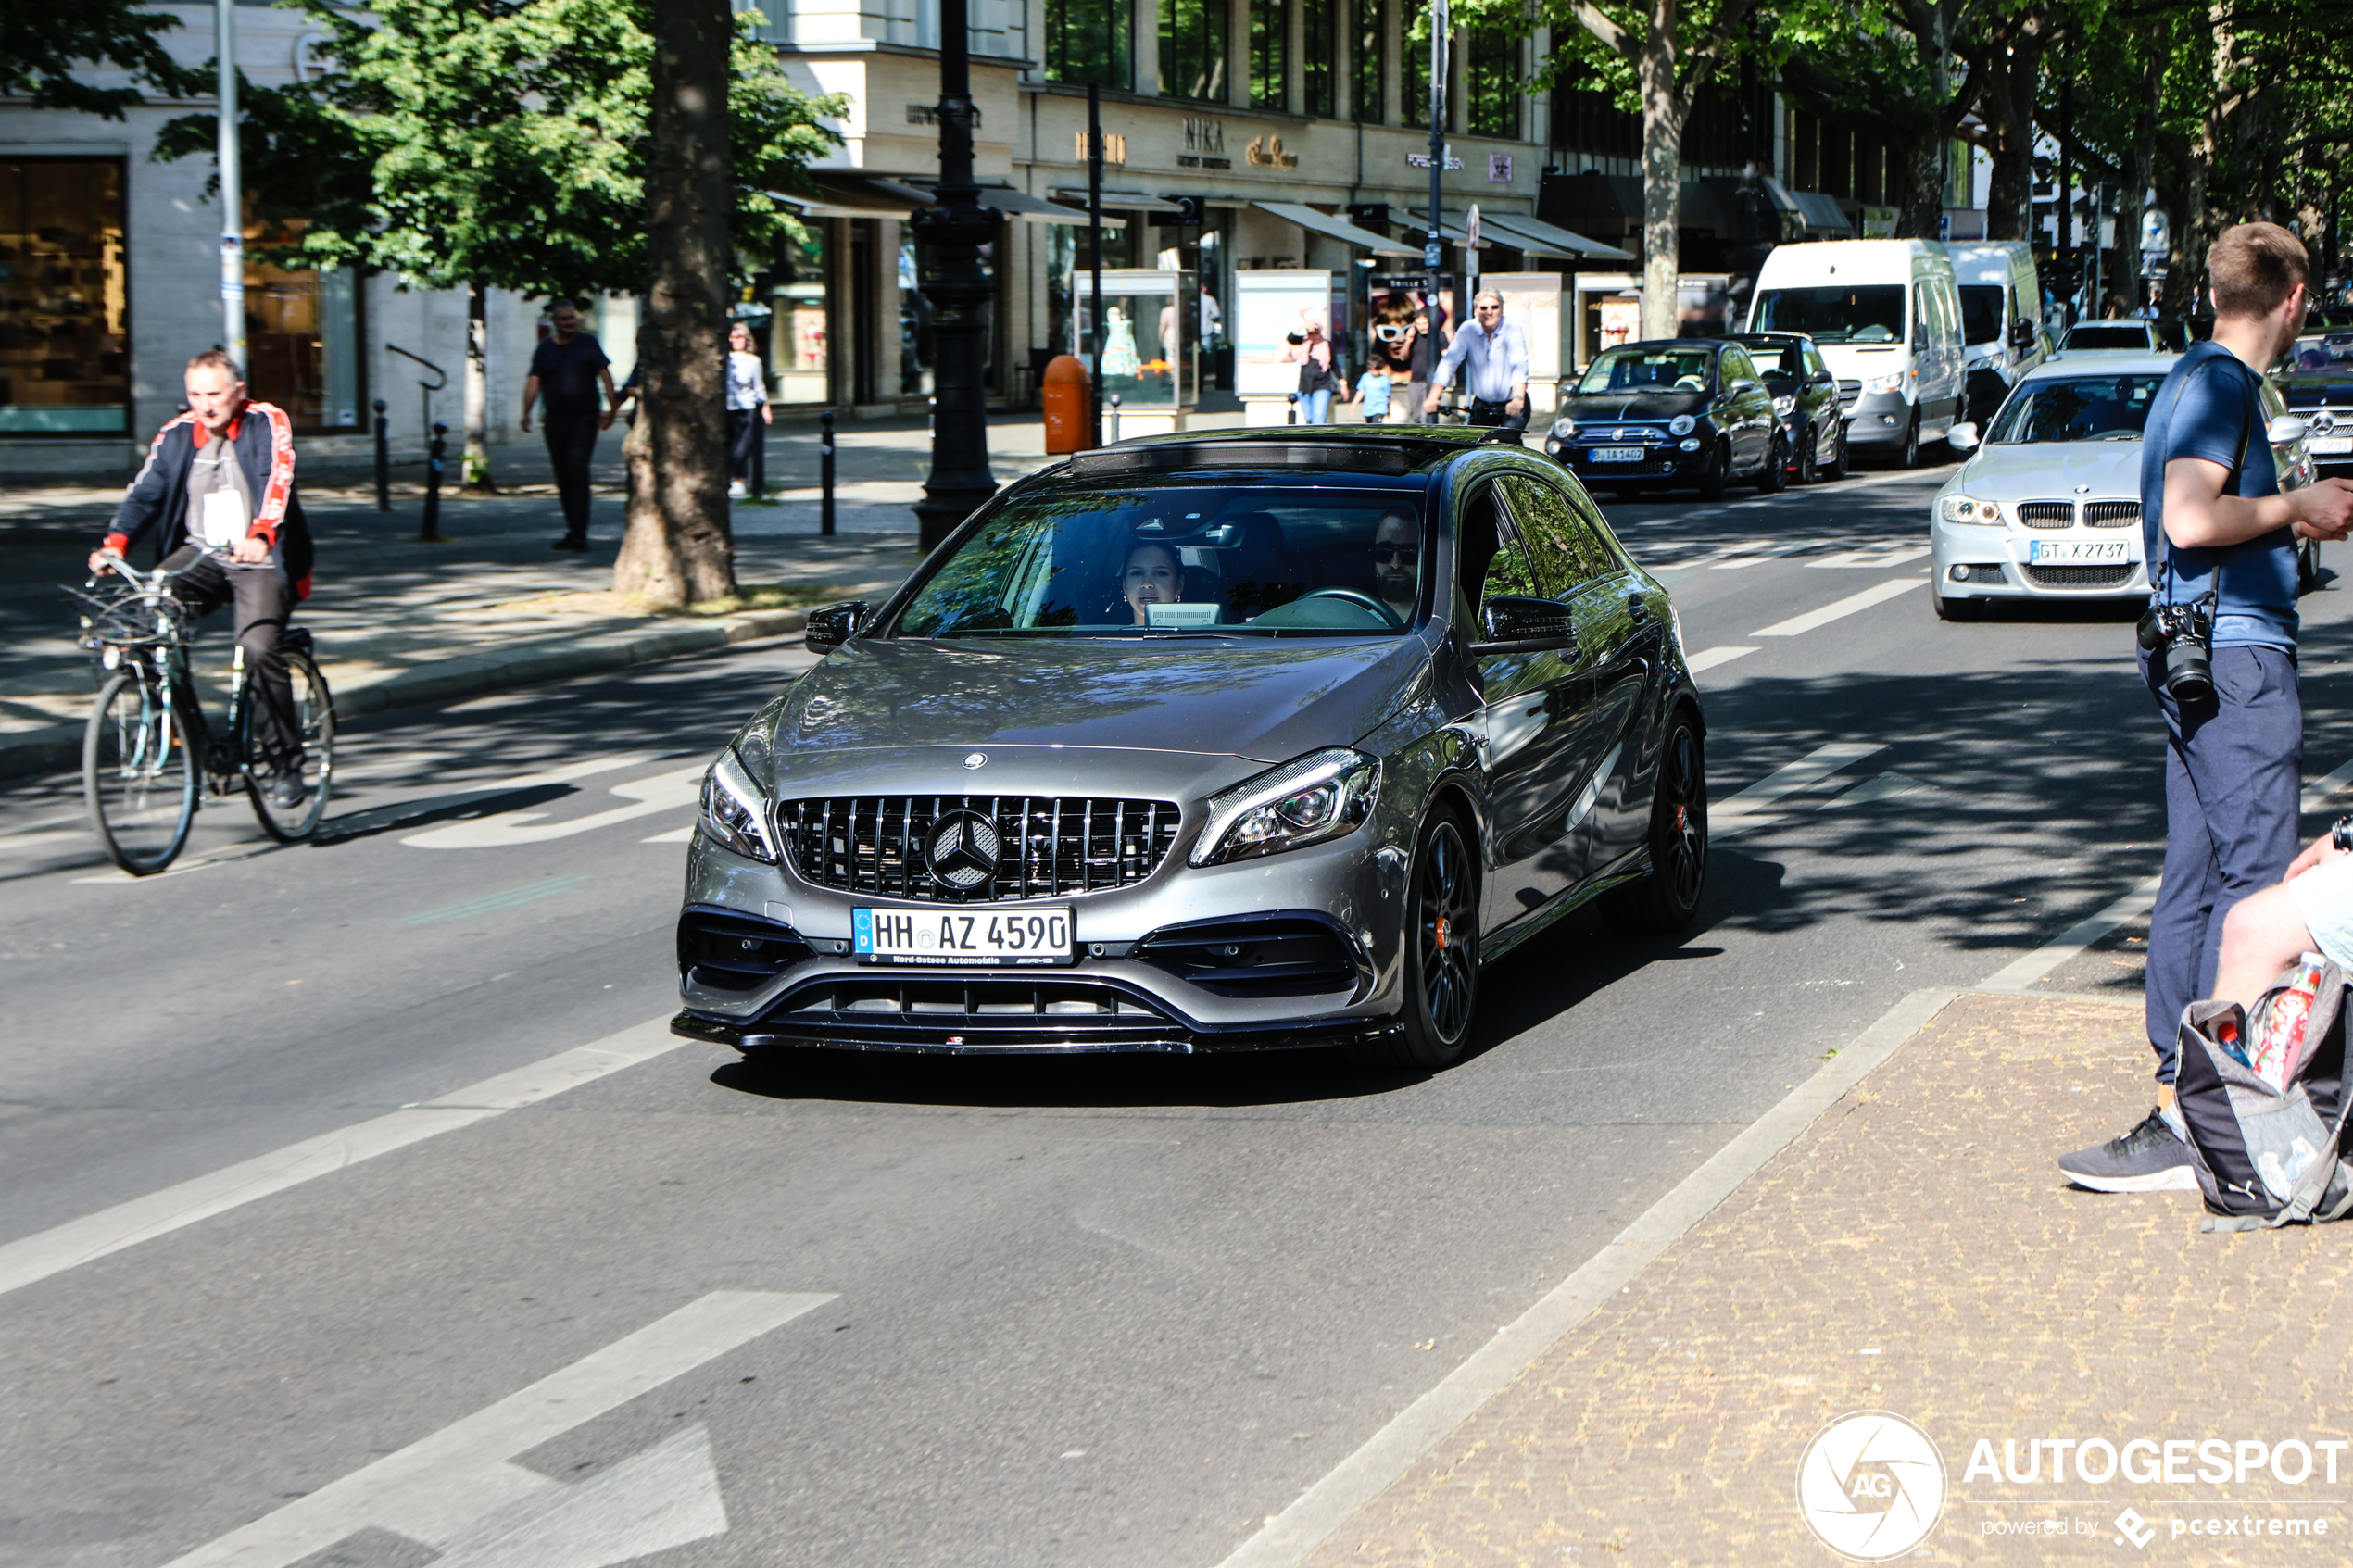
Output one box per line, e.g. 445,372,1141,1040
2141,340,2290,649
1356,370,1392,416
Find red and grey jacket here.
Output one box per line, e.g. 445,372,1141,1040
105,401,314,599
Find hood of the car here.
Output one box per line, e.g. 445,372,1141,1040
758,635,1432,768
1954,441,2145,497
1556,389,1709,424
2278,370,2353,407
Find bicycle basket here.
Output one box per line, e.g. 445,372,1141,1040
62,583,169,650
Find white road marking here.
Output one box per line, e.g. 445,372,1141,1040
1707,540,1815,571
403,763,705,849
1816,771,1931,809
641,824,697,844
1807,545,1931,570
159,1292,833,1568
1976,874,2163,993
1681,645,1756,675
1710,742,1884,829
1214,986,1962,1568
1752,578,1922,636
2302,750,2353,818
0,1016,683,1300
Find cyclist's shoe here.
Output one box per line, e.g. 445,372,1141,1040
551,534,588,552
266,769,308,809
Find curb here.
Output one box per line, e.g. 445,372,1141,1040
0,607,807,784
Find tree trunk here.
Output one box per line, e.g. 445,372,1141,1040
1979,20,2042,242
462,280,496,492
1636,5,1683,343
615,0,736,608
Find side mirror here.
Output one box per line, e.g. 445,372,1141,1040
2267,414,2312,446
2009,318,2037,350
1471,596,1573,654
1812,368,1836,386
804,600,869,652
1946,421,1981,453
1730,377,1760,395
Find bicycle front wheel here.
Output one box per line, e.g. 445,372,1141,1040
244,648,334,842
85,671,196,875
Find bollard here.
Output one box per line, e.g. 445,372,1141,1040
820,408,837,538
372,398,390,512
1287,393,1299,426
1109,393,1121,445
422,420,446,543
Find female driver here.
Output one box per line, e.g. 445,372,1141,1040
1119,541,1185,624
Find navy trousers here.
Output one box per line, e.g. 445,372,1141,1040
2143,643,2302,1079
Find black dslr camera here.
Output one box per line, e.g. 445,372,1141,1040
2138,592,2217,702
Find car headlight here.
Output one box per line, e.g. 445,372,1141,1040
1552,418,1576,439
1862,371,1906,395
1937,495,2003,524
1190,747,1379,866
699,746,781,861
1667,414,1696,436
1773,395,1795,417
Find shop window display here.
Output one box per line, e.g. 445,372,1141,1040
0,159,128,435
242,220,361,432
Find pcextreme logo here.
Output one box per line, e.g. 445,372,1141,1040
1796,1410,1949,1561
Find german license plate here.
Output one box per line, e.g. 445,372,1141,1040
1589,446,1645,463
2311,436,2353,455
2029,540,2127,564
853,906,1074,966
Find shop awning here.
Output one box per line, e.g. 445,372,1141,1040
1790,190,1856,233
902,180,1118,226
771,173,933,219
1404,207,1474,245
1251,201,1421,257
1475,212,1630,261
1050,189,1186,216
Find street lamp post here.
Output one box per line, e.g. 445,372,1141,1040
1423,0,1447,425
216,0,245,366
912,0,999,552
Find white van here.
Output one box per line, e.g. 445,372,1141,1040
1944,241,2044,423
1744,239,1966,467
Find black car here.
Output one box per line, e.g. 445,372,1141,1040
1728,331,1847,484
1542,338,1783,499
2276,329,2353,482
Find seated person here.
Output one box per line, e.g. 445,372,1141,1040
1120,541,1187,624
1371,510,1421,623
2212,822,2353,1008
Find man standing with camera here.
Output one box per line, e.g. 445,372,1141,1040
2061,223,2353,1192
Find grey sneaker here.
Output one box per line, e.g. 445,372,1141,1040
2057,1108,2198,1193
266,769,308,810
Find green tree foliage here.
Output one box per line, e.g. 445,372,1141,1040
0,0,204,119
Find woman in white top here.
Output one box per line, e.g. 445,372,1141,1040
726,323,771,497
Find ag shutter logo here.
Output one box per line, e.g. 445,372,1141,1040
1796,1411,1948,1561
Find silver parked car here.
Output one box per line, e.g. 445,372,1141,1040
673,429,1708,1071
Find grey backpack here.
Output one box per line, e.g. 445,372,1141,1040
2175,960,2353,1230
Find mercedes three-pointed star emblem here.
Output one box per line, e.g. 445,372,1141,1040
925,809,1000,890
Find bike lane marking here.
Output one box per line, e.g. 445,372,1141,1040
158,1291,834,1568
1750,577,1923,636
0,1015,682,1300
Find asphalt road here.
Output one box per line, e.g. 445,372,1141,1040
8,456,2352,1567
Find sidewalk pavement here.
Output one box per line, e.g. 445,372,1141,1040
1273,990,2353,1565
1,413,1067,779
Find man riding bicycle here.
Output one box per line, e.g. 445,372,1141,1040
86,349,315,807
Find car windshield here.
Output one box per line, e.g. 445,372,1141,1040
1576,346,1716,395
1986,375,2169,443
1957,285,2005,345
891,485,1429,639
1734,338,1808,388
1751,285,1906,345
2063,323,2152,349
2285,332,2353,374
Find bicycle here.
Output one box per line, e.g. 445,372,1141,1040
66,559,336,875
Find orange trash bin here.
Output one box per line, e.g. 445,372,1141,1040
1042,355,1090,454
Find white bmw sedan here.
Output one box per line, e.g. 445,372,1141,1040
1929,355,2176,620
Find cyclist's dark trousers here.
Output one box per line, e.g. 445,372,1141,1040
162,546,303,771
543,413,599,540
2142,641,2300,1081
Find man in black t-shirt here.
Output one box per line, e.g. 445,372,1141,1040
522,301,617,551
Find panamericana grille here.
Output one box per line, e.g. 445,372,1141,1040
2015,501,2076,529
779,796,1180,903
1836,378,1861,409
2084,501,2140,527
2025,563,2134,588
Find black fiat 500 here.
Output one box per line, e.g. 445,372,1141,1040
675,429,1708,1072
1542,338,1784,499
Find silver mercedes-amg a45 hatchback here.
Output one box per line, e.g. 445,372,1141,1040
673,428,1707,1071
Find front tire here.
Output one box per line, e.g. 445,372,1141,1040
1354,811,1479,1072
85,671,196,876
1896,411,1921,469
1604,712,1707,933
1755,432,1788,492
1797,424,1820,485
1933,589,1982,621
1821,420,1850,481
1697,440,1729,500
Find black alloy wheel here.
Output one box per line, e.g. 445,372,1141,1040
1898,412,1921,469
1604,711,1707,933
1697,439,1729,500
2299,538,2322,595
1797,423,1820,485
1821,419,1850,481
1356,811,1480,1071
1755,431,1788,492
